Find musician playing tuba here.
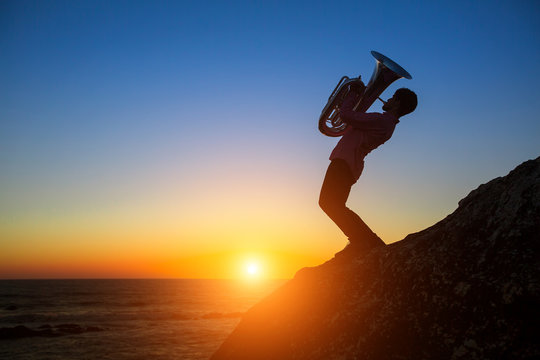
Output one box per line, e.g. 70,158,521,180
319,81,417,257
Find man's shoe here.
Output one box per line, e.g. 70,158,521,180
334,235,386,259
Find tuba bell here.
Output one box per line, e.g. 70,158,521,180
318,51,412,137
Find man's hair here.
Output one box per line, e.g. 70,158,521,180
394,88,417,117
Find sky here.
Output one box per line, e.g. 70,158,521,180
1,0,539,279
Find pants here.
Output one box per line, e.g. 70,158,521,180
319,159,384,249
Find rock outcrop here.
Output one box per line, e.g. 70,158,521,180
212,157,540,360
0,324,104,339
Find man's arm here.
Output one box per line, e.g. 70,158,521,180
339,91,383,130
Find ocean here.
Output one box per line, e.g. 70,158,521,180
0,279,286,359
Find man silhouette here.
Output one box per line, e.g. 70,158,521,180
319,82,417,256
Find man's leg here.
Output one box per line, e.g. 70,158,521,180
319,159,384,249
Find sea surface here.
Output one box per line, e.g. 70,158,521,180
0,279,286,359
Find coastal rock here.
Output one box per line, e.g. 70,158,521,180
0,324,104,340
212,157,540,360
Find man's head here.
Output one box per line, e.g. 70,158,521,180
383,88,417,117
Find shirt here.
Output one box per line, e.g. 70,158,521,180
329,92,399,182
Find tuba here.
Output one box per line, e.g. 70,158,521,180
318,51,412,137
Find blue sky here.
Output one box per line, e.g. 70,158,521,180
1,0,539,277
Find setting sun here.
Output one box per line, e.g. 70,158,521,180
245,262,260,277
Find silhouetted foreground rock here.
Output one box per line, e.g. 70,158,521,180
212,157,540,360
0,324,104,340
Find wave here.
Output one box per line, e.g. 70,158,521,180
200,312,244,319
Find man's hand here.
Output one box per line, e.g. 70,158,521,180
348,80,365,95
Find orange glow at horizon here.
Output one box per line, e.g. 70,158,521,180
0,232,330,279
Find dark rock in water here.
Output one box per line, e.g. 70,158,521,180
85,326,103,332
0,324,105,340
56,324,85,335
212,157,540,360
0,325,42,340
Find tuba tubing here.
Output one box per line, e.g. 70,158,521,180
318,51,412,137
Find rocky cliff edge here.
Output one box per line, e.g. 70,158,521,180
212,157,540,360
